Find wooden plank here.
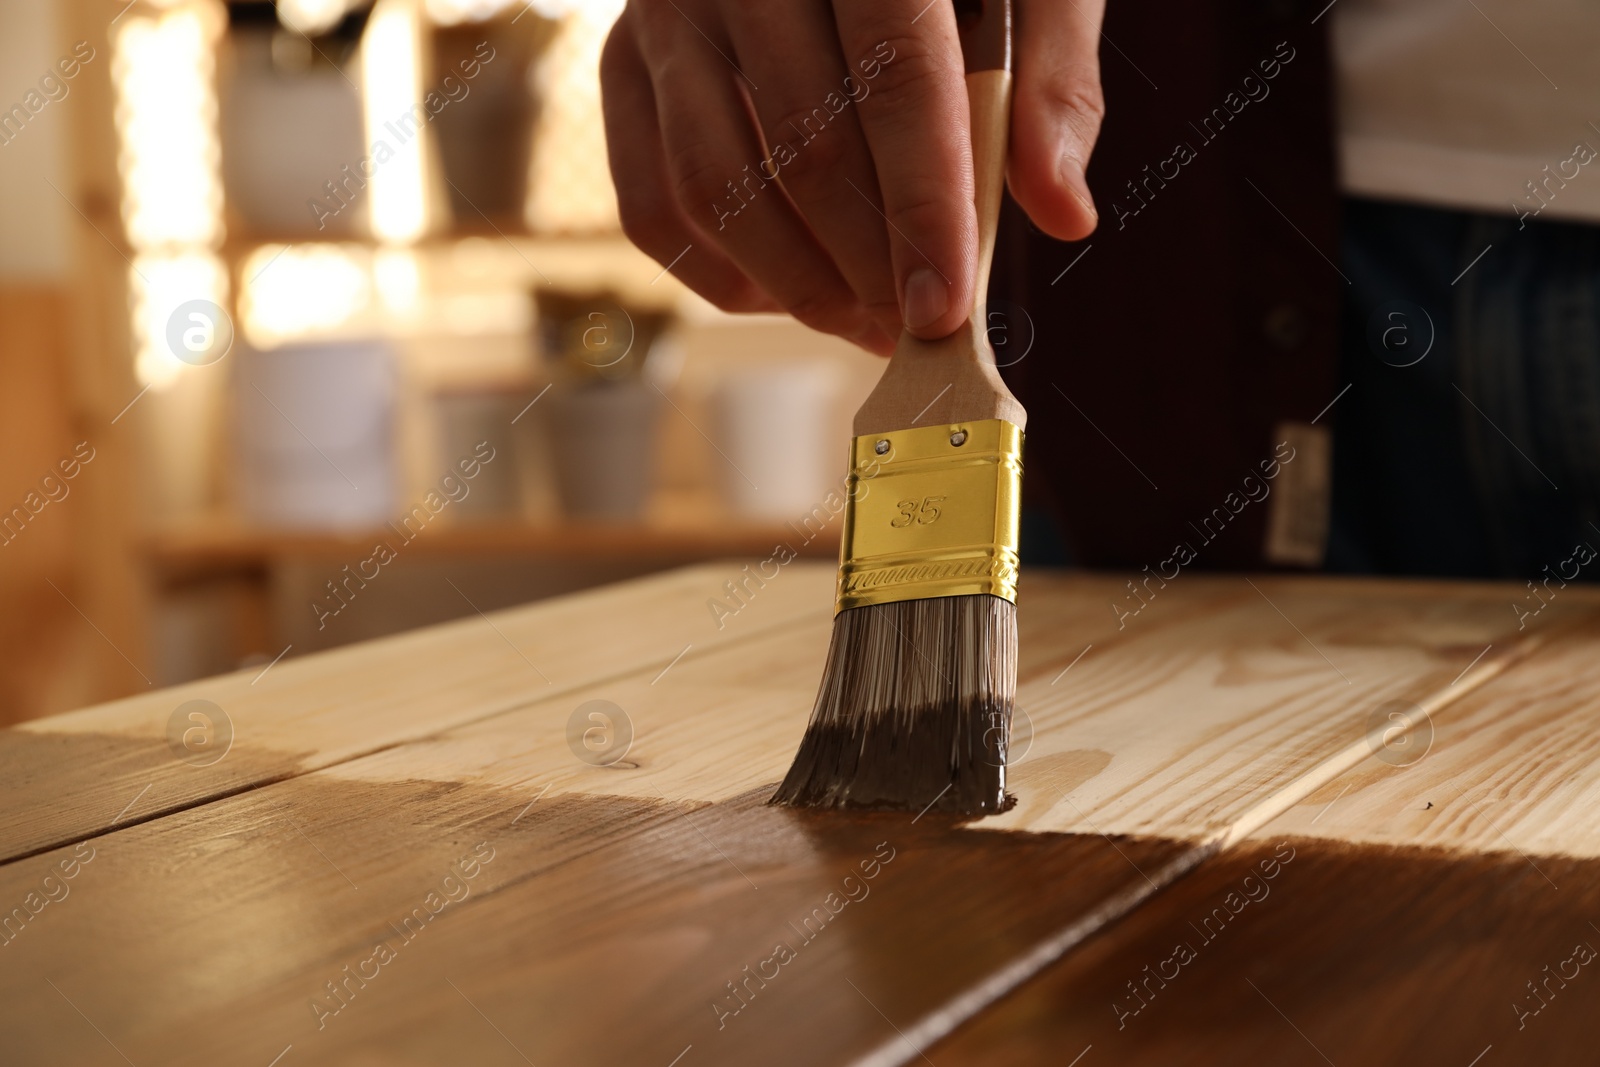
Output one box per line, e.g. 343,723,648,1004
0,582,1193,1065
932,598,1600,1065
1247,603,1600,858
990,575,1547,842
295,574,1539,842
0,562,834,864
0,571,1167,1066
0,782,1195,1067
0,572,1562,1066
0,564,1227,867
931,837,1600,1065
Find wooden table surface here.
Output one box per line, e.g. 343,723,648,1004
3,563,1597,1066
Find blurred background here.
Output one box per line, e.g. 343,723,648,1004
0,0,884,725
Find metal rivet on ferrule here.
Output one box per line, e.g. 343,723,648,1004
874,439,890,455
949,430,968,447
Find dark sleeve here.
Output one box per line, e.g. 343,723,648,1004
994,0,1341,570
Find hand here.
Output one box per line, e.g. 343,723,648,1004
600,0,1105,355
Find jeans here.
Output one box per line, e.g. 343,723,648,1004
1329,196,1600,580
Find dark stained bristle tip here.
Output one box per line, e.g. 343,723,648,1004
771,594,1018,816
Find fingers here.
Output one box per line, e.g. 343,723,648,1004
1010,0,1106,241
627,0,894,352
720,0,901,339
600,12,774,314
832,0,976,340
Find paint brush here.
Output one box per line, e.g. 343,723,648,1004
772,0,1024,815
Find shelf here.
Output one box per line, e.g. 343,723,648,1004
143,515,840,580
219,229,630,256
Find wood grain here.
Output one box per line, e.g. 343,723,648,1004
1252,602,1600,858
0,563,833,864
934,838,1600,1066
934,599,1600,1066
341,573,1538,845
992,575,1551,843
0,567,1584,1066
0,778,1194,1067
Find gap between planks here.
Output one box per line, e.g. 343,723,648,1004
1213,631,1548,850
846,622,1560,1067
4,575,1564,1067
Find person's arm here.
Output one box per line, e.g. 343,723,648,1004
600,0,1106,353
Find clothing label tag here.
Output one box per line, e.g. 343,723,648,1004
1263,421,1330,567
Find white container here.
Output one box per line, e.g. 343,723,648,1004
710,362,840,521
433,385,527,520
234,341,397,528
220,31,366,237
544,379,662,521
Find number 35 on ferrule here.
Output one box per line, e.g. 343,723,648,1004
890,496,945,528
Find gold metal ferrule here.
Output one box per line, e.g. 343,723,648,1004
835,419,1023,613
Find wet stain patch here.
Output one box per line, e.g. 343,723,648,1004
0,764,1196,1067
935,837,1600,1066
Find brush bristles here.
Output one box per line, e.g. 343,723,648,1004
771,593,1017,815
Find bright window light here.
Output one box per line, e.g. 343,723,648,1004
241,244,372,346
362,0,429,243
112,2,225,251
130,252,230,389
426,0,618,20
423,0,519,23
113,1,228,390
278,0,355,36
373,245,422,312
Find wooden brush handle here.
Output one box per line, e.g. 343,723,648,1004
960,0,1012,305
851,0,1026,437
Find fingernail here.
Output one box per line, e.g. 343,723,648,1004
902,268,948,330
1061,155,1097,221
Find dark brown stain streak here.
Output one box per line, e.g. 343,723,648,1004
226,790,1202,1067
936,838,1600,1066
0,772,1199,1067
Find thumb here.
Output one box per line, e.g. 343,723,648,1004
1009,0,1106,241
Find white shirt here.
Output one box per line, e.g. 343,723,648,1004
1333,0,1600,224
